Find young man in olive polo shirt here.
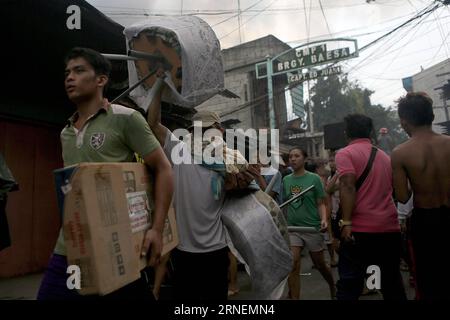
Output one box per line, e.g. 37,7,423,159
37,47,173,300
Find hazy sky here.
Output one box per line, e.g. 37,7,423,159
86,0,450,108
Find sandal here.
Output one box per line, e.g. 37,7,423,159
227,289,239,296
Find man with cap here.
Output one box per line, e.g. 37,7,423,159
146,82,255,301
377,127,394,155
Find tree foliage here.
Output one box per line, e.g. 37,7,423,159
308,74,408,147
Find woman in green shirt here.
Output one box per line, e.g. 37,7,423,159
283,147,336,300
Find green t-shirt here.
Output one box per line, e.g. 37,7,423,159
283,171,326,229
54,104,160,255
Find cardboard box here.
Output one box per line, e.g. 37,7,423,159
57,162,178,296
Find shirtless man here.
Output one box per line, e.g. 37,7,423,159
391,92,450,300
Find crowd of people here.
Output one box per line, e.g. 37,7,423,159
31,47,450,301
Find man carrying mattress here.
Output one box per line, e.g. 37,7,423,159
147,79,256,301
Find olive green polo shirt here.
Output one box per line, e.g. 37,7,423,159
54,103,160,255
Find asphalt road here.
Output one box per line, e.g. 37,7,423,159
0,249,415,300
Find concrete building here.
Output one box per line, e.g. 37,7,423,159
406,58,450,124
197,35,290,130
197,35,326,157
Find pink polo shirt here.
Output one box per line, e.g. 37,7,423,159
336,138,400,233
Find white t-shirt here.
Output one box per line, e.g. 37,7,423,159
163,132,227,253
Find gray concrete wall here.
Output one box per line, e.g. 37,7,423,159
412,59,450,124
197,35,291,131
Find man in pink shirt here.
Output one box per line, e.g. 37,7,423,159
335,114,406,300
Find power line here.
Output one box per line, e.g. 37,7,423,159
318,0,332,36
345,2,441,74
221,1,446,116
238,0,242,43
219,0,279,40
364,10,433,88
407,0,418,12
284,11,421,44
212,0,270,27
220,3,442,116
97,0,410,17
349,35,450,71
308,0,312,41
359,2,440,52
430,30,450,64
303,0,309,42
434,10,450,59
361,8,450,71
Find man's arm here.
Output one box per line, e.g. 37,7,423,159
247,164,267,190
147,81,169,146
391,149,411,204
314,175,328,231
339,173,356,241
141,148,174,266
325,174,339,194
267,172,282,201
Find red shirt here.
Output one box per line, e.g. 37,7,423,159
336,138,400,233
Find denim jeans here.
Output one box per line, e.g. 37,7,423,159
336,232,406,300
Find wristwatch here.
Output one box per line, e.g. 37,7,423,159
338,219,352,228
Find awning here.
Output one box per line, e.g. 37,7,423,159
1,0,127,126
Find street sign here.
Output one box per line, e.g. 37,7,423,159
274,47,350,75
256,39,358,79
272,44,327,75
254,38,358,129
272,39,357,76
288,66,342,85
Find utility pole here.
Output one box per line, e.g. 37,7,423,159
266,55,276,129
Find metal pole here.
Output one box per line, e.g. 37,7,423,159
266,56,276,129
307,76,314,133
111,68,157,104
287,226,318,234
279,185,315,209
101,53,139,61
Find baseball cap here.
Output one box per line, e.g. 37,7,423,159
189,110,221,129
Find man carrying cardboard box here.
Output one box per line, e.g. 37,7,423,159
37,47,174,300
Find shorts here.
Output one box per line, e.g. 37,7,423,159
289,231,325,252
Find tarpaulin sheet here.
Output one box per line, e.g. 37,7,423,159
222,191,292,299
